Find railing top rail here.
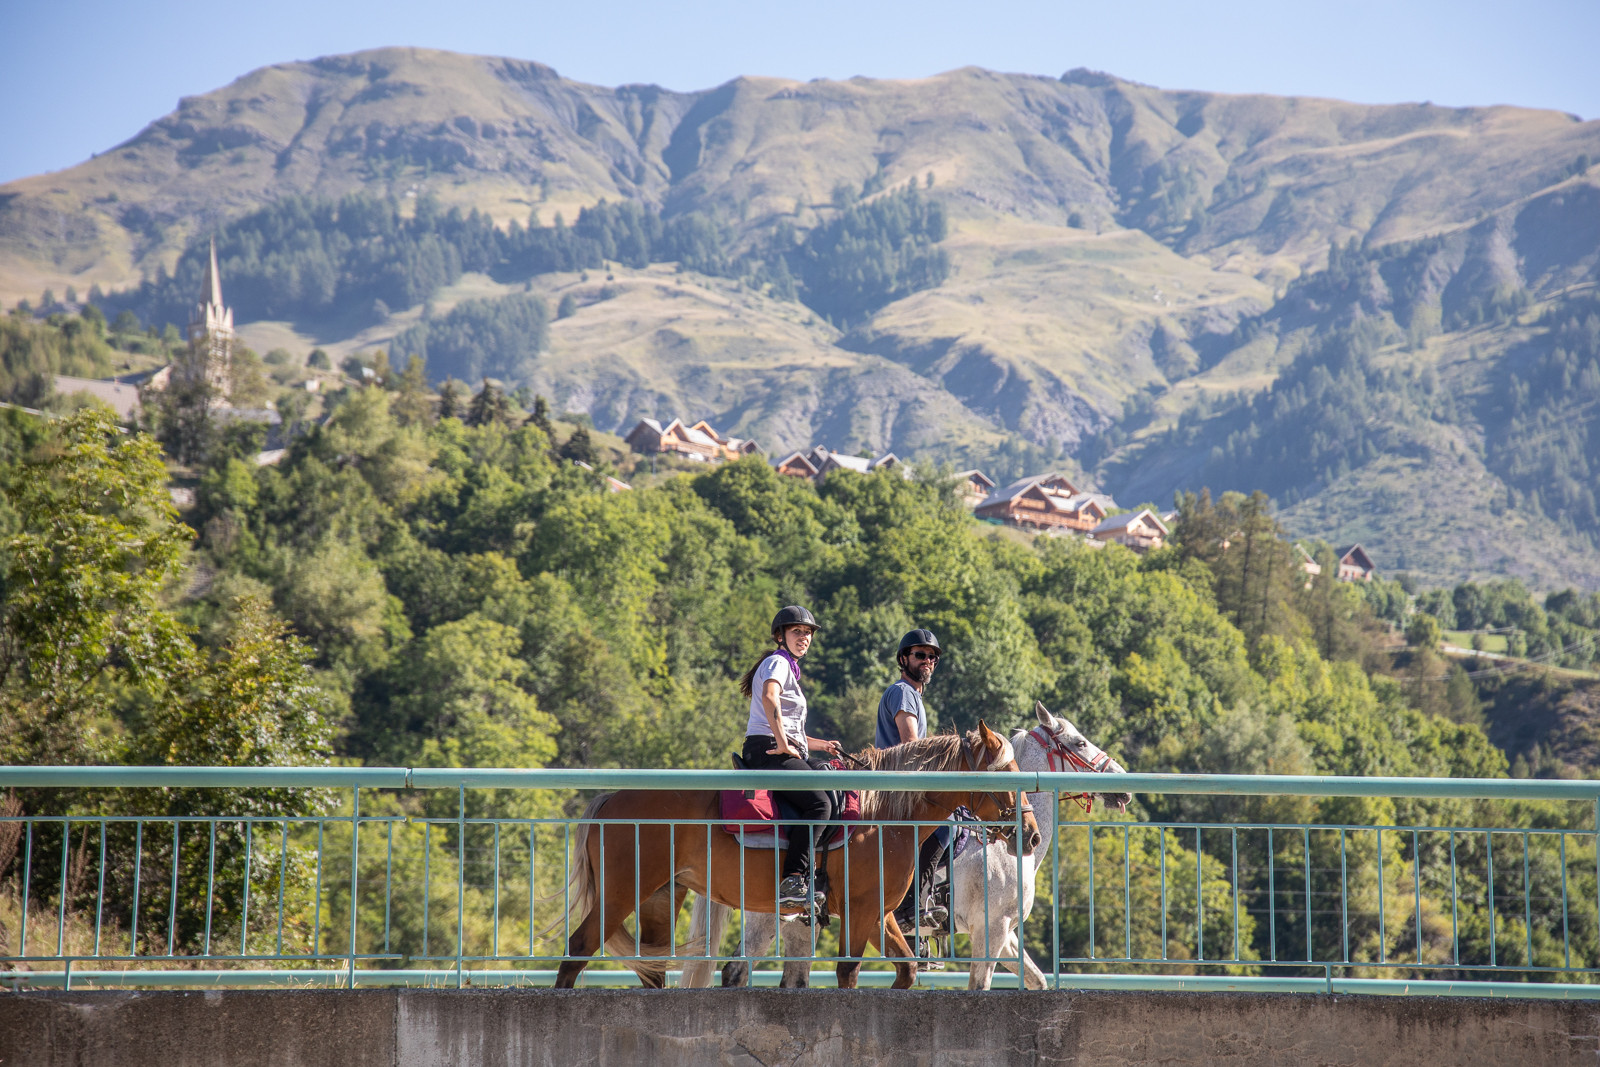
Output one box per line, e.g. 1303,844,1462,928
1,765,1598,801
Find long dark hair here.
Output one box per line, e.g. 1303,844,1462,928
739,643,780,700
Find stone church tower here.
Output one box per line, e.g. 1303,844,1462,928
180,239,234,394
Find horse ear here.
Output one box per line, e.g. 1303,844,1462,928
1034,700,1052,726
977,719,1001,748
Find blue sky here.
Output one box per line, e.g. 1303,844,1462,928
3,0,1596,185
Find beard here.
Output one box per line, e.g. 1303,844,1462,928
911,662,933,685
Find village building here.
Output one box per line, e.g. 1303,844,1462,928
813,447,900,480
1295,543,1322,585
770,446,902,482
624,417,759,462
772,451,821,479
1092,509,1170,552
974,473,1113,533
954,469,996,507
1334,544,1377,581
689,420,761,458
177,239,235,394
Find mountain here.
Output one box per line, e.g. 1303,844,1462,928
3,47,1599,585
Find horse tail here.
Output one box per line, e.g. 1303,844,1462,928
534,792,611,945
535,792,699,984
678,893,732,988
601,878,702,985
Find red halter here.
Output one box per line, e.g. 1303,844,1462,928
1029,725,1112,812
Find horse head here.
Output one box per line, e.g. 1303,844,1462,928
968,719,1043,857
1022,701,1132,813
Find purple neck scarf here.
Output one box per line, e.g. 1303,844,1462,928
772,645,803,684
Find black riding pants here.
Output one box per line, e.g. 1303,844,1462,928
742,736,831,879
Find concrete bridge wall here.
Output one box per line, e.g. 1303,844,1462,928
2,989,1595,1066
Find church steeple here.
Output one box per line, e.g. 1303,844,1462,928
181,238,234,395
202,237,224,310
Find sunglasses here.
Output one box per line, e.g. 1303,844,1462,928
909,650,940,662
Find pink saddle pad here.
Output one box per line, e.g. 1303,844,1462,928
719,789,861,849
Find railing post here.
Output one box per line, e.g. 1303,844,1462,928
349,786,360,988
456,784,465,988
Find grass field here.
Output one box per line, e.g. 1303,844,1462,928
1443,631,1510,653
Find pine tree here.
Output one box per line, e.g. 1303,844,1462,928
527,394,556,441
437,380,463,421
392,355,435,427
466,378,512,428
559,425,596,465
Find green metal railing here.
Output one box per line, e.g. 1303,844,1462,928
3,765,1600,997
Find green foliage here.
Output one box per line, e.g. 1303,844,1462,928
394,293,549,385
1405,612,1442,651
790,183,950,326
1482,294,1600,538
0,309,118,407
113,193,493,328
102,188,951,343
0,409,190,764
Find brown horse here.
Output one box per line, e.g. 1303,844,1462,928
551,721,1042,989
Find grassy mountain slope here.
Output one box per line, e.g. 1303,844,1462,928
5,48,1600,583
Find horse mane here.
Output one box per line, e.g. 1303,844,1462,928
855,729,981,822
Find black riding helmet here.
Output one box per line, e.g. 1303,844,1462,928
897,628,941,656
771,604,819,639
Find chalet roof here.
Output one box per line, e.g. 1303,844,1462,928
955,469,996,490
772,451,820,475
823,451,873,474
630,418,664,436
1336,544,1376,571
810,448,900,475
690,419,729,444
1092,509,1170,536
978,473,1102,513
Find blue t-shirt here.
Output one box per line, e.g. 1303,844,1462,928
875,679,927,748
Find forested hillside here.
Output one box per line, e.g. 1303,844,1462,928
14,393,1600,974
4,48,1600,584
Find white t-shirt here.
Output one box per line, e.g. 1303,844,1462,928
745,653,807,749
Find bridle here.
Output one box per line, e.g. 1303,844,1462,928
940,734,1033,842
1028,724,1114,812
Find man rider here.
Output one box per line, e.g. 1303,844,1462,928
876,629,952,941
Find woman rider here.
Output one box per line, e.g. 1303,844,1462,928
738,605,844,906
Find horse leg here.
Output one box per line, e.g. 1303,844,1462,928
555,908,603,988
835,909,867,989
880,911,918,989
779,916,812,987
560,829,675,988
629,882,686,989
723,908,776,988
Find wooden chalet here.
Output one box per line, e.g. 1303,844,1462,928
1334,544,1376,582
690,419,762,458
1092,509,1170,552
624,417,756,462
814,448,900,480
974,474,1110,532
773,451,821,479
954,469,996,507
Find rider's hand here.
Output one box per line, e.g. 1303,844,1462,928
819,738,843,757
767,738,793,758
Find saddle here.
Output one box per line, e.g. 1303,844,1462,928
720,752,860,850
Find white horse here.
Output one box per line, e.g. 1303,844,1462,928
681,701,1130,989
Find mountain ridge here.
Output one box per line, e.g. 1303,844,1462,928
4,47,1600,586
